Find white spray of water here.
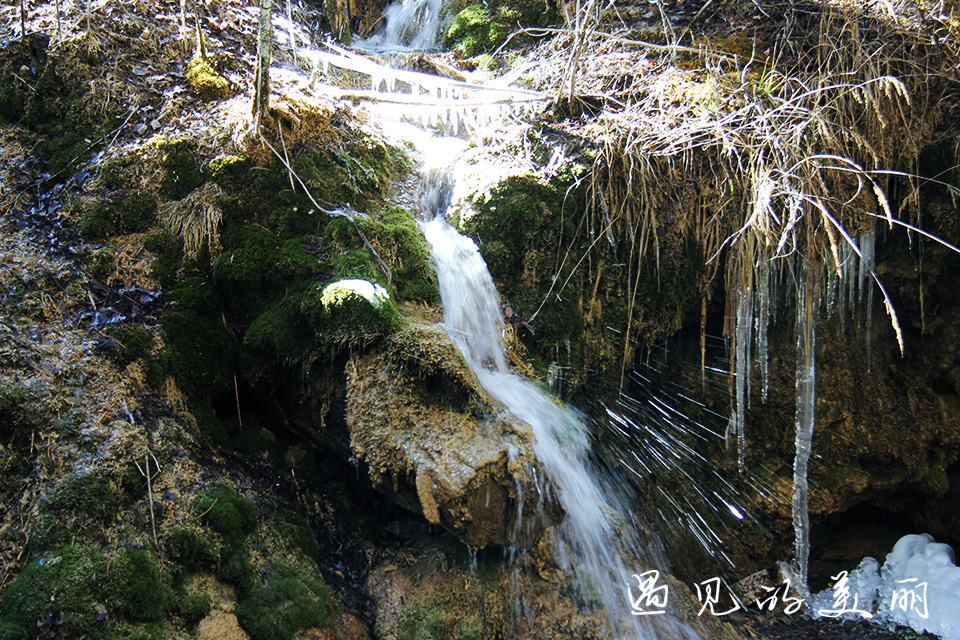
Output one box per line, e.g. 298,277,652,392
363,0,446,51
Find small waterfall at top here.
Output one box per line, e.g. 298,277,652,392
362,0,446,50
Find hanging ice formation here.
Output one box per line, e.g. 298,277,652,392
791,257,818,597
725,229,877,595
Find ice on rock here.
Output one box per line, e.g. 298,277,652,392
812,534,960,640
879,534,960,639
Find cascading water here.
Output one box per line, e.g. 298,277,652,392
362,0,446,51
415,150,699,637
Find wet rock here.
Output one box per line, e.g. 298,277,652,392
346,321,543,549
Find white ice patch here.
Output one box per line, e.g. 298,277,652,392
324,279,390,307
812,533,960,640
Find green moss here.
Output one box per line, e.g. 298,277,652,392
206,155,250,191
240,277,399,375
463,174,584,364
277,510,320,564
79,194,158,240
109,325,155,365
144,230,185,288
0,71,25,123
235,565,333,640
170,276,219,316
87,247,117,282
185,55,231,101
195,486,257,543
186,396,231,447
98,153,142,191
443,4,508,57
160,310,237,397
154,137,205,200
108,548,174,622
0,376,46,446
218,541,255,594
443,0,556,58
167,526,219,571
213,228,320,323
291,140,406,211
332,207,439,302
176,591,212,627
46,471,120,523
0,545,173,640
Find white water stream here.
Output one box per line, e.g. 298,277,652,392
362,0,446,51
404,133,698,637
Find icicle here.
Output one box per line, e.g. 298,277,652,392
860,232,876,370
734,286,752,473
755,253,771,402
792,258,819,598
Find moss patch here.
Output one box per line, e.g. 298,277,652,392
79,194,158,240
45,471,121,523
185,55,231,101
160,310,237,397
240,277,400,377
234,565,333,640
195,486,257,543
329,207,438,302
443,0,558,58
0,545,173,639
167,526,219,571
0,376,46,446
153,137,205,200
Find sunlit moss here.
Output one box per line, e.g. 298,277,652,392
185,55,231,101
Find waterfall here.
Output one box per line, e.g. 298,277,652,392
420,176,699,638
363,0,446,51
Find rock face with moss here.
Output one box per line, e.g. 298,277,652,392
345,321,542,549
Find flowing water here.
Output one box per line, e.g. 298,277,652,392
412,143,699,636
362,0,446,51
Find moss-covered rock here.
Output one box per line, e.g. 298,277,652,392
240,277,400,377
167,526,219,571
153,137,205,200
185,55,231,101
0,376,46,446
234,564,334,640
108,324,155,365
330,207,439,303
79,194,158,240
160,310,237,397
443,0,558,58
143,230,185,288
45,471,121,523
0,545,173,639
195,486,257,543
